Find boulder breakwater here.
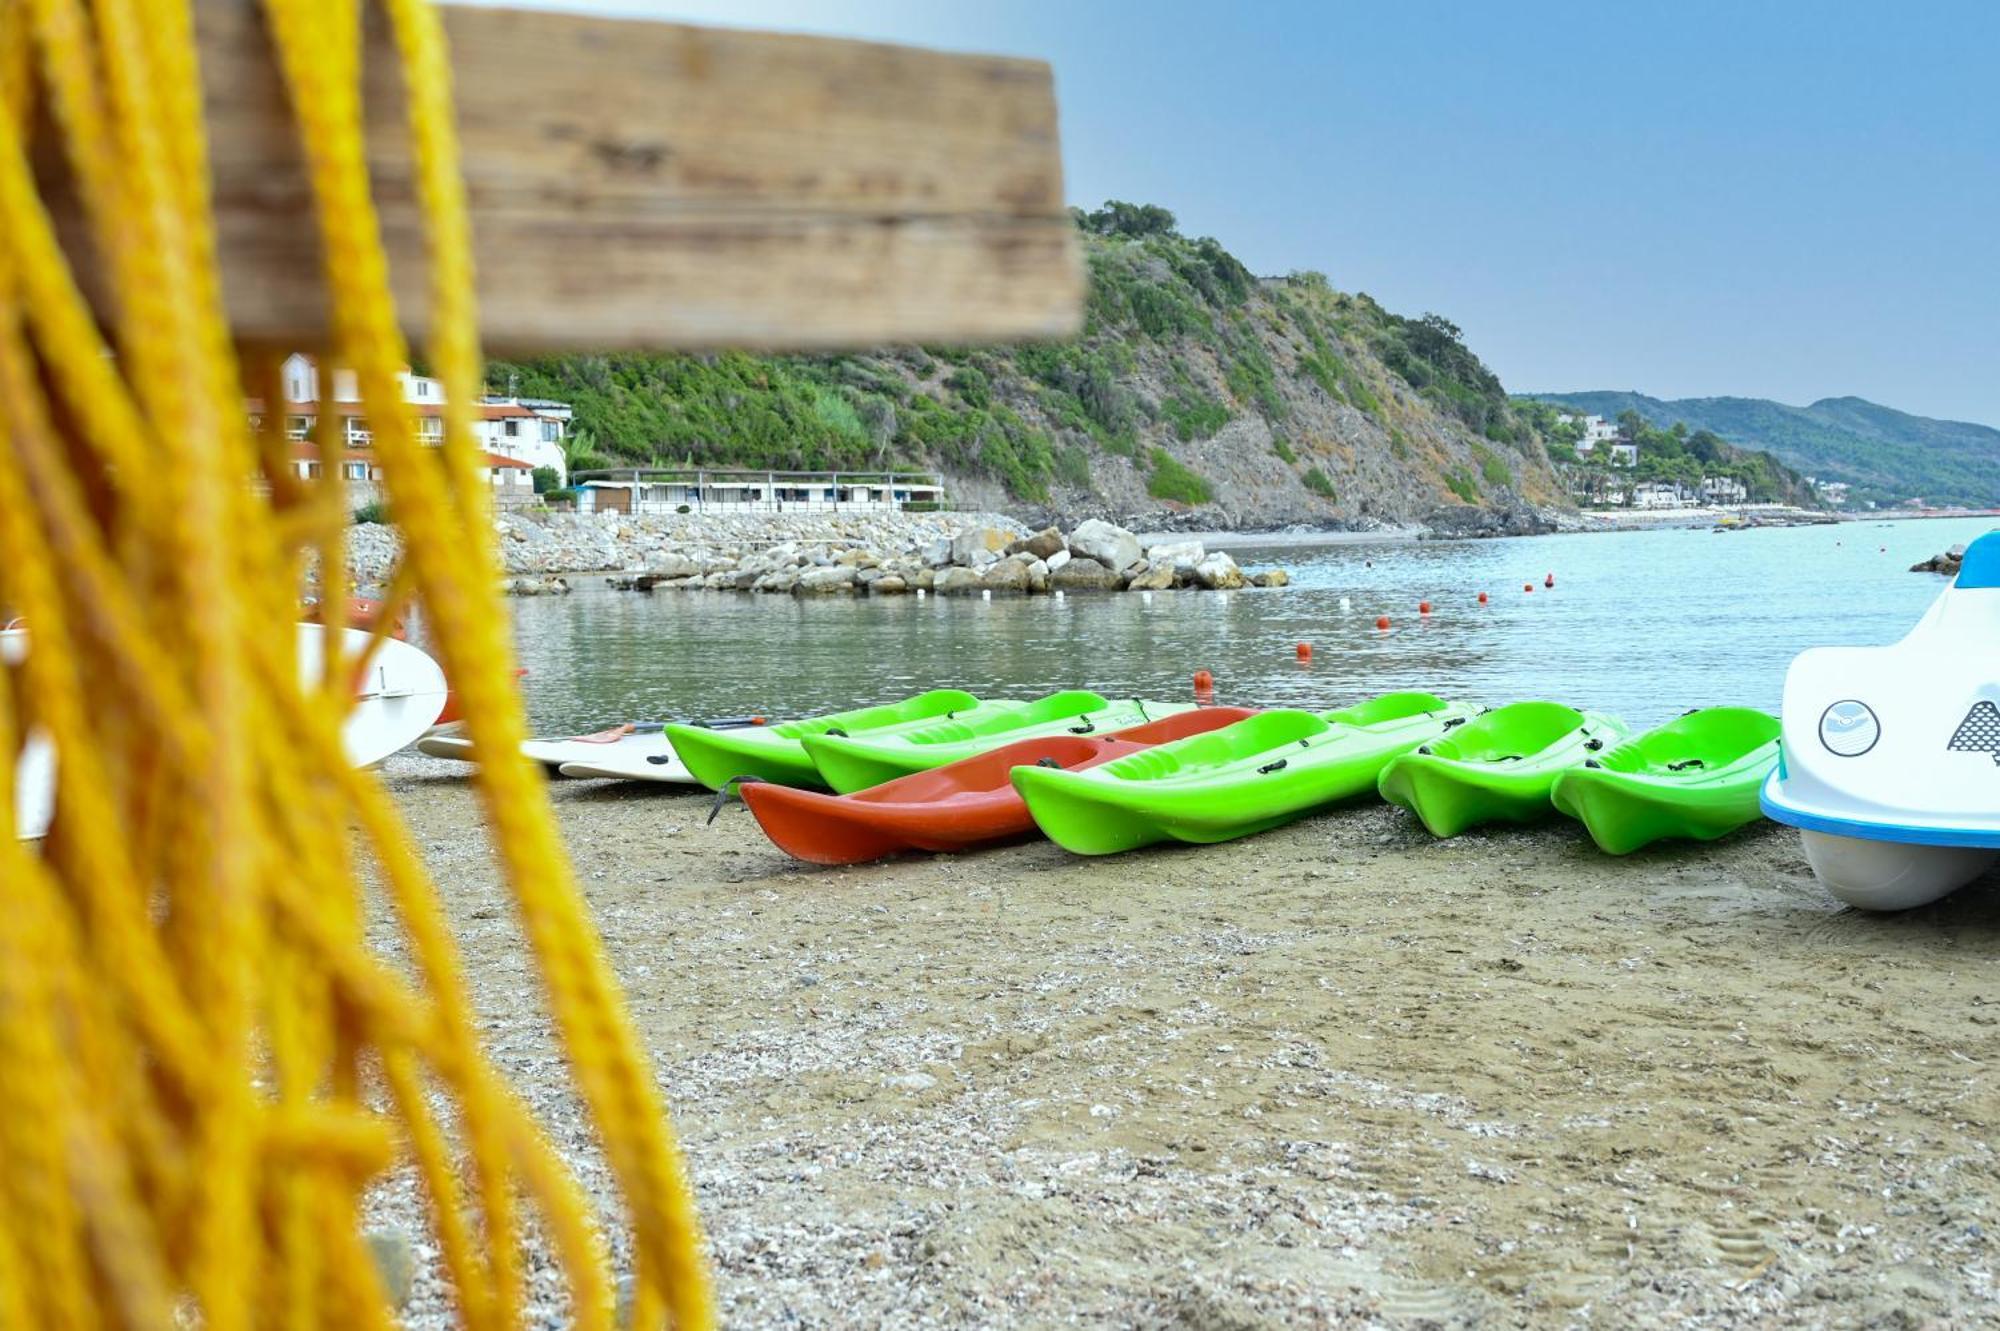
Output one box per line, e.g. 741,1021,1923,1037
344,511,1290,597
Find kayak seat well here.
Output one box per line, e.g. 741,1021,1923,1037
890,691,1110,746
1596,707,1780,777
772,688,981,739
1430,701,1585,763
1095,709,1329,783
1322,690,1451,727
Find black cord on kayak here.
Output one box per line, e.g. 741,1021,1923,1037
1443,717,1467,730
1133,698,1150,721
1257,758,1289,774
824,726,849,738
1668,758,1706,771
1068,717,1097,734
1035,757,1063,768
706,775,765,824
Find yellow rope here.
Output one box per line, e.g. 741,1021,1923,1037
0,1,714,1325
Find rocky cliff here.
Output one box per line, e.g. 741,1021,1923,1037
490,203,1571,532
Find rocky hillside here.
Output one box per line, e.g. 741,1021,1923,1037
491,202,1571,531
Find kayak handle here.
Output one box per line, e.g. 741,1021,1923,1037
1584,758,1603,769
1035,757,1063,768
1257,758,1289,774
1068,718,1098,734
1584,738,1604,751
645,754,673,765
1668,758,1706,771
824,726,849,738
1443,717,1467,730
705,774,765,824
1416,745,1432,756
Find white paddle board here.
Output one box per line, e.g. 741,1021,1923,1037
556,728,700,785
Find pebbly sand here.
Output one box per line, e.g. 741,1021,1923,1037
369,752,2000,1328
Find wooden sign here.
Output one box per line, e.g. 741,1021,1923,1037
56,2,1084,352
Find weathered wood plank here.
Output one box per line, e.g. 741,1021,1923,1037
61,2,1083,351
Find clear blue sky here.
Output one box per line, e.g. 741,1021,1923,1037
506,1,2000,426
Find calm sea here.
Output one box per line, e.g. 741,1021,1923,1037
500,516,1996,735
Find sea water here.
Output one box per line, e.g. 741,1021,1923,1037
503,516,1997,734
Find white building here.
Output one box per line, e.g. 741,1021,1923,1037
1700,475,1749,505
576,469,944,516
252,354,567,506
1560,414,1636,467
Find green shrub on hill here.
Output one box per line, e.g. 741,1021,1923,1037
1147,449,1213,505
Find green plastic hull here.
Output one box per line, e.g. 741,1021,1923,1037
804,694,1195,793
1377,702,1629,838
1014,693,1475,855
668,690,1007,791
1551,707,1779,854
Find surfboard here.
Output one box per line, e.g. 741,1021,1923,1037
10,624,445,838
298,624,451,768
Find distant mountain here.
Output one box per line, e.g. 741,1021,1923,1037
1519,391,2000,507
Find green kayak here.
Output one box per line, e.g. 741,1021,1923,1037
1013,691,1476,855
668,690,1016,791
803,690,1198,793
1550,707,1780,854
1376,701,1629,837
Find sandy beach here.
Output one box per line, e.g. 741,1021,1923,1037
369,752,2000,1329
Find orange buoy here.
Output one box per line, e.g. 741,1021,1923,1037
1418,600,1433,615
1193,669,1215,694
1375,615,1391,630
1295,642,1313,661
1523,583,1534,593
1477,591,1489,605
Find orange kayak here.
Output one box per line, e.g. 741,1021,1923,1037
740,706,1258,864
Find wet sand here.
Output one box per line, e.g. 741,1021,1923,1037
373,753,2000,1328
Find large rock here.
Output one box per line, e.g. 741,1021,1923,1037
1045,548,1072,573
1127,562,1176,592
1008,526,1067,561
1192,551,1247,590
1025,558,1051,593
1050,556,1124,592
981,560,1032,595
753,569,799,594
1145,540,1206,575
1068,519,1141,574
645,551,701,579
922,537,954,568
951,525,1013,565
1250,569,1291,588
933,567,985,596
870,574,909,595
794,566,856,594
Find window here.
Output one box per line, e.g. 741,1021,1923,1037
286,416,311,440
417,418,443,442
303,462,322,479
503,420,520,437
540,420,560,442
347,419,372,445
344,462,368,480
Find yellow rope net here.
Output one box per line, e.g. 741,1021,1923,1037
0,1,711,1326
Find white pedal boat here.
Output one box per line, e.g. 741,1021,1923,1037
1761,530,2000,909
